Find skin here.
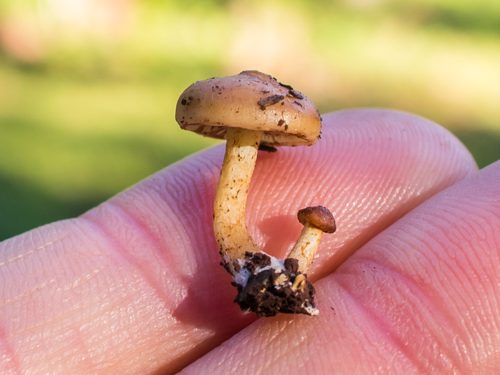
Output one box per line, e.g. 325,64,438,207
0,109,498,374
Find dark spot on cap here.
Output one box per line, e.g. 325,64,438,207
181,96,195,106
289,89,304,100
279,82,294,91
258,94,285,110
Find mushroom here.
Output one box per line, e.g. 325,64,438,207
289,206,336,273
175,70,336,317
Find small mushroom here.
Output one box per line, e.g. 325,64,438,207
288,206,336,273
175,71,335,317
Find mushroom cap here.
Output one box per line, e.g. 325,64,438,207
297,206,336,233
175,70,322,146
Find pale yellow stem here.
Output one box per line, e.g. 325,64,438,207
288,223,323,273
213,128,262,261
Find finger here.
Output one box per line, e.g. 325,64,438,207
181,162,500,375
250,109,477,279
0,109,476,374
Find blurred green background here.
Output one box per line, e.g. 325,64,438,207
1,0,499,241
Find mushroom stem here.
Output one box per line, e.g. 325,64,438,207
214,127,262,263
288,223,324,273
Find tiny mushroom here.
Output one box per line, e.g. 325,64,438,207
175,70,336,317
289,206,336,274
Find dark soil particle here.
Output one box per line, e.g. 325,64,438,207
278,81,304,100
278,82,294,91
232,252,317,317
258,95,285,110
180,96,194,106
289,89,304,100
246,251,271,266
284,257,299,273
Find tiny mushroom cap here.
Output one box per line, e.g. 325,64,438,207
175,70,322,146
297,206,336,233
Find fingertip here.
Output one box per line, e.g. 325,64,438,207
248,108,478,276
180,162,499,375
322,108,477,171
0,108,482,374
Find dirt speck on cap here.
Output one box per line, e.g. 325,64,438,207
258,95,285,110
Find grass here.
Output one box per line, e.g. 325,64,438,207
0,63,219,239
0,0,499,240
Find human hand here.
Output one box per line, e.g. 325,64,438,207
0,109,497,374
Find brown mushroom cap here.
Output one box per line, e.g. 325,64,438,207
297,206,336,233
175,70,322,146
